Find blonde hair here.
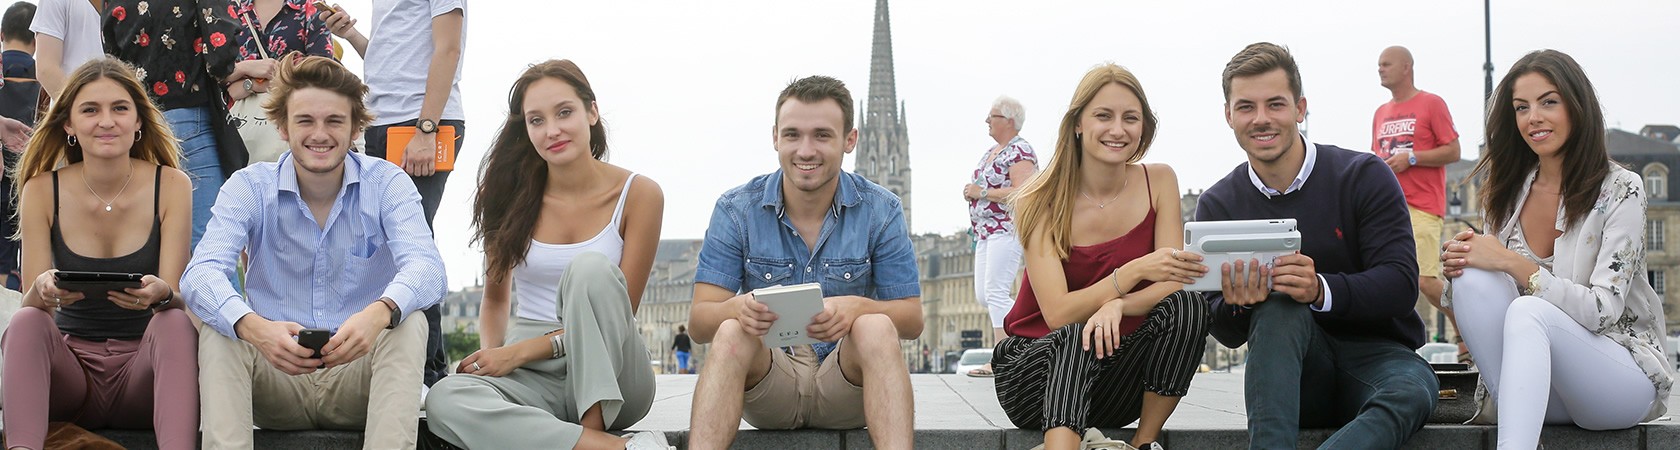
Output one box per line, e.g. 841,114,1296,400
12,57,179,205
1009,64,1157,259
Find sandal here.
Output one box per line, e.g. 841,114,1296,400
967,365,995,378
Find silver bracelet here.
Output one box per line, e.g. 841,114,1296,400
549,334,566,359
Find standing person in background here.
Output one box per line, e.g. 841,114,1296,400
2,0,39,290
101,0,267,248
226,0,338,164
1372,45,1465,359
321,0,466,388
26,0,100,102
963,95,1038,378
672,325,691,374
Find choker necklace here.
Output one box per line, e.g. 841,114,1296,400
84,161,134,212
1080,170,1130,209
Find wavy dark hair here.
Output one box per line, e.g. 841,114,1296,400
1474,50,1609,232
472,59,609,283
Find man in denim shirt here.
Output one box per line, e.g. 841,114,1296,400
686,76,922,450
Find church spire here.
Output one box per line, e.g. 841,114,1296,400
855,0,913,231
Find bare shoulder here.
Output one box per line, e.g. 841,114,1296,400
626,170,665,205
157,165,192,194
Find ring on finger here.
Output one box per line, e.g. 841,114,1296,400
470,362,482,372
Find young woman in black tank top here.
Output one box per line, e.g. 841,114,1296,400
4,57,199,450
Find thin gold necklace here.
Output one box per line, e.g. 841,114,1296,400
1080,169,1130,209
84,160,134,212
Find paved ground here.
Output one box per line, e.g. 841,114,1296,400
639,371,1680,431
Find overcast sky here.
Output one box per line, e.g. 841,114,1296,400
217,1,1680,288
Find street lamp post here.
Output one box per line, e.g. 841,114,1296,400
1484,0,1494,102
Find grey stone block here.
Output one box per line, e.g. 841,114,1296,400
1645,422,1680,449
842,429,1003,449
1161,428,1249,449
90,429,365,450
725,430,844,450
1484,426,1642,449
1402,424,1488,450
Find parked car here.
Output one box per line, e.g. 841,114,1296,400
1416,342,1459,364
955,348,993,375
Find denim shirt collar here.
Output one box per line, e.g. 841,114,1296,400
758,169,863,220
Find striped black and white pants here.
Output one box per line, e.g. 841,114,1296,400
993,290,1211,432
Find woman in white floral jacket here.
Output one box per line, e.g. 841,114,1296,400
1443,49,1671,449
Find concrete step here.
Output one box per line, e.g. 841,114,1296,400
65,422,1680,449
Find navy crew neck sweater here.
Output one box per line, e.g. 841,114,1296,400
1197,143,1426,349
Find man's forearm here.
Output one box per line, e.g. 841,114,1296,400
688,297,737,344
418,12,462,123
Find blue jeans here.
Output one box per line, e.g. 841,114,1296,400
163,107,224,249
1243,298,1436,449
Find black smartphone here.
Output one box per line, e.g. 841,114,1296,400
55,271,144,298
297,328,332,360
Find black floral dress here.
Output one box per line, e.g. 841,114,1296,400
101,0,241,110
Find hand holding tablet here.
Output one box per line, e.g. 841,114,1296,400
1181,219,1301,293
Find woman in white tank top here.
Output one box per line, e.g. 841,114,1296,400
424,60,671,450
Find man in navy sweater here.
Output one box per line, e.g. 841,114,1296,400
1197,42,1436,449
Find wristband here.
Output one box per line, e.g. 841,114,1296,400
549,334,566,359
1111,268,1125,297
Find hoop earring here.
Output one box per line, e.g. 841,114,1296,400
68,135,79,147
135,129,143,142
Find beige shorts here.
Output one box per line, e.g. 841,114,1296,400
1411,207,1444,278
741,343,865,430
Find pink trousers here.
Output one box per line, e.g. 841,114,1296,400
1,307,199,450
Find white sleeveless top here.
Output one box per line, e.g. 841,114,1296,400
512,173,637,323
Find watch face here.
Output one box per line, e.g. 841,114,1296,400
419,119,437,133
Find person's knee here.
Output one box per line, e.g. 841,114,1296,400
848,314,900,348
377,310,430,356
150,308,194,332
1501,296,1557,332
1376,366,1440,420
565,251,620,281
1251,296,1311,325
710,319,764,365
423,376,484,420
5,306,55,340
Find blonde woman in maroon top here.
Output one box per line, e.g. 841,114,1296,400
994,64,1210,450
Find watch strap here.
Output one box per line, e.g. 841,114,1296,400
379,298,401,329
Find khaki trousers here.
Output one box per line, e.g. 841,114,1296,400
197,313,428,449
424,252,656,450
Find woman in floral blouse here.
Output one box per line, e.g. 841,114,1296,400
1443,49,1671,449
962,95,1037,377
226,0,333,104
100,0,267,247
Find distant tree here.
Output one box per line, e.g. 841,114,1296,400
444,326,481,364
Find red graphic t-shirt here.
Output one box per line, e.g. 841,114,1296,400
1372,91,1458,216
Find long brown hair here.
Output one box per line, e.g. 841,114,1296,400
472,59,609,283
1010,63,1158,259
1474,50,1610,232
12,57,180,204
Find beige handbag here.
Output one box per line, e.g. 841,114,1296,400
227,17,288,164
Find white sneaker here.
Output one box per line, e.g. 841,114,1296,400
1081,428,1137,450
622,430,673,450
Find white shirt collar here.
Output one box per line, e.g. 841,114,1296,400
1247,135,1316,198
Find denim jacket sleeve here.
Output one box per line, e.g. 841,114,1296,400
695,196,746,293
870,198,920,301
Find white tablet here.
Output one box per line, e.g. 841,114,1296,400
1181,219,1301,292
752,283,826,348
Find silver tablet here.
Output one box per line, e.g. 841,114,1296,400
1181,219,1301,292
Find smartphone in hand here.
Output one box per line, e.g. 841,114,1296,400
297,328,332,361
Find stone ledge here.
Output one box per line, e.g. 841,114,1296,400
55,423,1677,449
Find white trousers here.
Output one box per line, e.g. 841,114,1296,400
973,233,1023,328
1451,268,1656,449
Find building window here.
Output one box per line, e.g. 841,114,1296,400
1651,270,1666,294
1644,163,1668,200
1650,219,1665,252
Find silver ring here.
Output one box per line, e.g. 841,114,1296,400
1092,324,1103,328
470,362,481,372
1170,249,1181,260
53,297,61,306
134,299,141,307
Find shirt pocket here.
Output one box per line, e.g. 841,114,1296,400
820,259,872,296
744,257,796,291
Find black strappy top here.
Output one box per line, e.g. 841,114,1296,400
51,165,162,340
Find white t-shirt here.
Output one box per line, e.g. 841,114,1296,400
365,0,466,126
29,0,104,77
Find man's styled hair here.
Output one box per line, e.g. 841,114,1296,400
775,75,854,132
263,55,373,132
1221,42,1304,101
2,2,36,45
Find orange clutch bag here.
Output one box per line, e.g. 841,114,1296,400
385,125,457,171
